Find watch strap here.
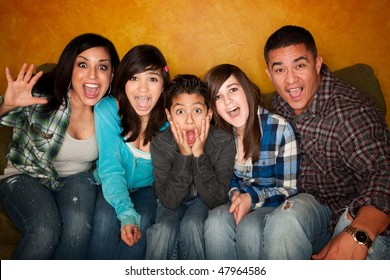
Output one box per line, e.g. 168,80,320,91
343,224,373,248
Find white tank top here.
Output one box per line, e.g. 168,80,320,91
53,132,98,176
1,132,98,179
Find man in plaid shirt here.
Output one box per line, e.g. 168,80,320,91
263,25,390,259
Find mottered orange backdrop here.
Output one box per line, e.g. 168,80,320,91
1,0,389,124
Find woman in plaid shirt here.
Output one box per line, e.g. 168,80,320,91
203,64,299,259
0,34,119,259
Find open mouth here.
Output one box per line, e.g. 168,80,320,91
186,130,195,144
288,87,303,99
136,96,151,109
84,83,100,98
227,106,240,118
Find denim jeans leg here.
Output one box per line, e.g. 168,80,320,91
263,193,332,259
52,171,98,259
235,206,275,260
204,203,236,259
87,186,120,259
0,174,61,259
333,207,390,260
115,186,157,260
145,201,184,260
369,234,390,259
179,197,209,260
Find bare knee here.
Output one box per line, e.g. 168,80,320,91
283,200,294,210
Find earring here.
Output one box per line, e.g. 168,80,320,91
107,84,112,95
67,82,72,92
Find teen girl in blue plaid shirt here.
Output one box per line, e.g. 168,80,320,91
203,64,299,259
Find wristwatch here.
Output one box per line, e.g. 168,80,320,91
343,225,373,248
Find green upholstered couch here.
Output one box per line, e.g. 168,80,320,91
0,63,387,259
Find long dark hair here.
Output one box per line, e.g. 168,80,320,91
204,64,263,163
35,33,120,114
112,44,170,144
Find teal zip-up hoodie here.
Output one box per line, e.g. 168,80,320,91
93,96,167,228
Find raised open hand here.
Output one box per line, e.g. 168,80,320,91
2,64,47,113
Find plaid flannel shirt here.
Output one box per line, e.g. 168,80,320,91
0,93,69,191
229,106,300,209
273,64,390,235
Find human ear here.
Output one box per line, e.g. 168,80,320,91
207,108,213,120
265,66,272,81
315,56,323,74
165,108,172,121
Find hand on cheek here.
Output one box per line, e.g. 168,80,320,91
192,116,210,157
166,109,191,155
178,125,192,155
171,121,192,156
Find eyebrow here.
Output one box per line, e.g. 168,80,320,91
218,82,239,93
148,71,162,76
172,101,205,108
77,55,110,62
271,56,308,68
226,82,239,88
142,70,162,77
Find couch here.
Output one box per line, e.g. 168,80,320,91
0,63,387,259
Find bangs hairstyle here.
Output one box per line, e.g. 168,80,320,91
40,33,119,114
264,25,317,64
204,64,262,163
113,44,170,144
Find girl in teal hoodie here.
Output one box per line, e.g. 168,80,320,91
87,45,170,259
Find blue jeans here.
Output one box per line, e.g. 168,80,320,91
146,197,209,260
87,186,157,259
0,172,97,259
263,193,333,259
333,207,390,260
204,203,275,259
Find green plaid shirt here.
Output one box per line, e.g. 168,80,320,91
0,93,70,191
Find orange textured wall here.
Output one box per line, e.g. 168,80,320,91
1,0,389,124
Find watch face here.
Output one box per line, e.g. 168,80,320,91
355,230,368,243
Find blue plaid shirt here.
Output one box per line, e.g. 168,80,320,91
0,93,69,191
230,106,299,209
